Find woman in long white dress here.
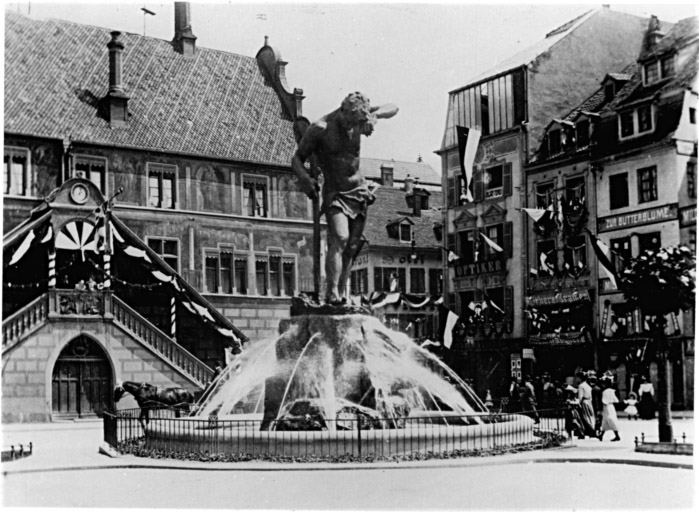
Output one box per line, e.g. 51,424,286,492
598,379,621,441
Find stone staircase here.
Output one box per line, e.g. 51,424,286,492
2,290,212,387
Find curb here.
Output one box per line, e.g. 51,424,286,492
3,455,692,476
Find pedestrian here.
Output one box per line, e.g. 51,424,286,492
637,375,655,420
624,392,639,420
542,373,554,408
564,385,584,439
576,371,596,438
598,378,621,441
589,372,603,436
508,376,521,412
519,375,540,424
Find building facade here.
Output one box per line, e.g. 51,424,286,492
2,5,314,421
437,7,655,398
349,176,443,342
590,16,697,408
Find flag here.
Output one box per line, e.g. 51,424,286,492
447,250,460,262
556,194,565,228
389,274,399,292
9,229,36,265
585,228,619,288
297,237,307,248
438,306,460,349
521,208,551,223
539,252,554,275
530,267,538,277
481,289,504,314
479,232,503,253
456,125,481,202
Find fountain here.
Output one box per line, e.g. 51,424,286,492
142,303,535,459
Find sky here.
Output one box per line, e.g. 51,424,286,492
6,1,699,173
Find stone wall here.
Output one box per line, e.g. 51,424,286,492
2,319,203,423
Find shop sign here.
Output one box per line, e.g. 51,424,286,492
530,332,590,347
680,205,697,227
454,256,504,277
526,289,591,307
597,203,678,233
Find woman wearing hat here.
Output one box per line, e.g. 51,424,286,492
637,375,656,420
598,378,621,441
576,371,596,438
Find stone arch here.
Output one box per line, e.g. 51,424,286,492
46,332,116,419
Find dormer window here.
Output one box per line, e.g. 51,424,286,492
643,54,676,85
618,104,655,140
548,129,561,155
604,83,616,102
575,119,590,148
400,223,412,242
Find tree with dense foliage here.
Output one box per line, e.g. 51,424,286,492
620,246,695,442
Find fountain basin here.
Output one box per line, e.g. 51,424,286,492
142,413,536,458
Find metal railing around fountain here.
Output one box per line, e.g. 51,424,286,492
104,406,568,462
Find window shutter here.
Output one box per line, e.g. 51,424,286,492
447,177,455,208
505,286,514,322
503,163,513,197
473,170,484,202
398,268,406,292
455,178,462,204
503,222,513,257
512,68,526,125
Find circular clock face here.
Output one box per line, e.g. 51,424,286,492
70,184,90,204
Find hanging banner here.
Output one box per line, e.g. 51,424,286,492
597,203,678,233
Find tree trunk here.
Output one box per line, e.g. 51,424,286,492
655,331,673,443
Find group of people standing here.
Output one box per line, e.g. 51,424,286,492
565,371,621,441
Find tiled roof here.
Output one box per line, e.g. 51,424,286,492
359,158,440,185
639,16,699,61
4,11,297,167
362,187,443,249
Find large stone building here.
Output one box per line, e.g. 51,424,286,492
2,4,313,421
436,6,656,397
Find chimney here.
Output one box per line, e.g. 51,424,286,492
381,163,394,187
105,31,129,127
646,15,665,49
173,2,197,56
403,174,414,193
293,88,305,117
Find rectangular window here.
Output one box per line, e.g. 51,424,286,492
638,105,652,133
74,155,106,193
548,129,561,155
220,253,233,294
638,232,661,255
429,268,442,296
234,258,247,295
282,260,295,296
610,237,631,274
688,162,696,199
536,239,556,276
255,259,268,295
351,268,368,295
375,267,406,292
536,182,554,209
243,176,268,217
410,268,426,294
644,61,659,84
620,111,634,137
660,55,675,78
400,224,412,242
564,235,586,271
484,224,503,257
147,238,179,271
4,147,30,196
446,176,456,208
485,287,506,322
576,120,590,148
609,173,629,210
566,176,585,206
637,166,658,203
205,255,219,293
690,108,696,125
484,164,503,200
690,230,696,253
148,163,176,209
458,229,476,264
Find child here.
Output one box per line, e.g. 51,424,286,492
624,392,639,420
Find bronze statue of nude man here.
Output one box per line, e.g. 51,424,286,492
292,92,399,305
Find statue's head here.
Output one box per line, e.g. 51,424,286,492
340,92,372,126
